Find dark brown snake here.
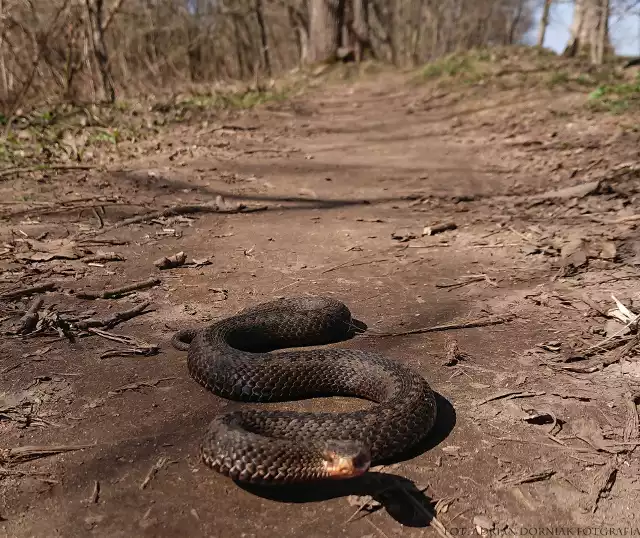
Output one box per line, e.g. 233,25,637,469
171,296,437,484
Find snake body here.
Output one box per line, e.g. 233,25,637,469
171,296,437,484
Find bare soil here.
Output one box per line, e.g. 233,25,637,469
2,70,640,538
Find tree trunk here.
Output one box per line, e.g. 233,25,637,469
592,0,609,64
307,0,344,64
536,0,552,47
507,0,526,45
563,0,611,62
254,0,272,76
288,2,310,66
85,0,115,103
352,0,372,62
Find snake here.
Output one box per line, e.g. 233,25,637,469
171,295,437,484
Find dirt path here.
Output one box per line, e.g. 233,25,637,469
1,73,640,537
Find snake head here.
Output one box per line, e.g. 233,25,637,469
321,440,371,479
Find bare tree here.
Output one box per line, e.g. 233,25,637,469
351,0,372,62
287,1,310,65
563,0,612,63
85,0,115,102
0,0,539,112
536,0,553,47
308,0,344,64
255,0,272,75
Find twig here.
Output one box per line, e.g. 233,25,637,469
623,392,640,443
507,226,554,254
0,281,56,301
609,215,640,224
154,252,187,270
17,296,43,334
477,390,545,406
497,469,555,487
365,518,391,538
88,480,100,504
0,165,94,179
108,377,175,395
397,488,454,538
368,315,511,338
88,203,267,235
87,327,159,357
585,464,617,514
76,302,151,330
321,257,388,274
495,437,593,453
81,252,125,264
579,295,610,318
423,222,457,236
435,276,487,290
1,444,94,465
77,278,160,300
578,320,638,356
140,457,169,490
601,334,640,368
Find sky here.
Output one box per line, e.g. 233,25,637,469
539,2,640,56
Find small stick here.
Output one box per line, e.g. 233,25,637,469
154,252,187,270
88,480,100,504
586,464,617,514
623,392,640,443
365,518,391,538
423,222,457,236
77,278,160,300
0,281,56,301
435,276,486,289
368,316,510,338
17,296,43,334
0,164,94,179
321,258,387,274
477,390,545,406
140,457,169,490
498,469,555,487
81,252,124,264
76,302,151,330
91,207,104,229
610,215,640,224
397,488,455,538
2,444,94,465
90,203,268,235
579,294,610,318
88,328,159,357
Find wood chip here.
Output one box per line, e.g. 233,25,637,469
154,251,187,269
423,222,457,236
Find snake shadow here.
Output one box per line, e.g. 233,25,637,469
236,391,455,528
243,472,440,527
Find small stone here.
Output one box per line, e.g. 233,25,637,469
473,515,495,531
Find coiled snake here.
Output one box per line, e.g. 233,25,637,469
171,296,437,484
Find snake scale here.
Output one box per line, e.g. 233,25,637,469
171,296,437,484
